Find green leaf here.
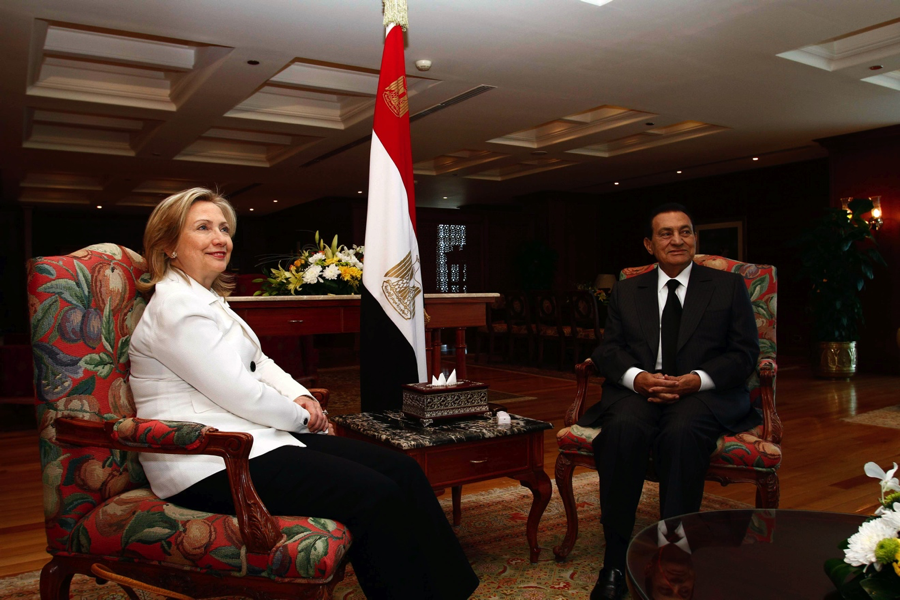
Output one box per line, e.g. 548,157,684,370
295,535,329,577
80,352,115,378
34,263,56,278
62,492,96,516
116,335,131,365
748,275,769,302
74,261,92,305
307,517,337,533
122,511,179,546
210,545,244,568
38,279,86,309
32,295,60,343
101,301,115,355
70,522,92,553
69,376,96,397
282,524,312,539
860,575,900,599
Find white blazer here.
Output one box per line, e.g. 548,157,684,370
129,270,312,499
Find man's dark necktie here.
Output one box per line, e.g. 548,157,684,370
661,279,682,375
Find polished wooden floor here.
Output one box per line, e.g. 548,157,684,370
2,355,898,578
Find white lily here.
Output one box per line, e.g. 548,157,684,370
865,462,900,505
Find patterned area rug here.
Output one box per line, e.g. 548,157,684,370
315,366,535,416
843,405,900,429
0,473,749,600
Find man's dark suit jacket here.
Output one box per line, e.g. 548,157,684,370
577,263,761,433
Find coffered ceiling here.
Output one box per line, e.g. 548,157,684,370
2,0,900,215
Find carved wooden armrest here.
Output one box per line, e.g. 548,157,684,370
55,417,281,554
757,359,782,446
564,359,599,427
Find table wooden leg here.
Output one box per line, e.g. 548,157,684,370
514,469,553,563
454,327,467,379
431,328,443,379
452,485,462,526
425,328,434,379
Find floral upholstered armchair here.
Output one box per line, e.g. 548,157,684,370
27,244,351,599
552,255,782,560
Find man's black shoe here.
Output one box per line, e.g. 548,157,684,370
590,566,626,600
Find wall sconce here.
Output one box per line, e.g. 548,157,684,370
840,196,884,231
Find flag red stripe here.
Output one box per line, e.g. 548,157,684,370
372,24,416,232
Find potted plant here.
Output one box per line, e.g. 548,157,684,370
796,197,887,377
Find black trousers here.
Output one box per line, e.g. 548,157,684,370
168,434,479,600
591,394,723,569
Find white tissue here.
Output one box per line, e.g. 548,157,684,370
496,411,511,428
430,370,458,387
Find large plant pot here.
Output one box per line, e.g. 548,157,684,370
815,341,857,378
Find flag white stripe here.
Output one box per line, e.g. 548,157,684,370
363,131,427,381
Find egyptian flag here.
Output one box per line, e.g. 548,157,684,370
360,22,427,412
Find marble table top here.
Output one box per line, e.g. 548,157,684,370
331,411,553,451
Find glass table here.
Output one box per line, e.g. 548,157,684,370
627,509,866,599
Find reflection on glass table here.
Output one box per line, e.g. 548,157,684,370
627,509,866,599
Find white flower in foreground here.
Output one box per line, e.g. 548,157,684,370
323,264,340,280
303,265,322,284
877,504,900,532
866,462,900,505
845,518,896,569
308,252,325,265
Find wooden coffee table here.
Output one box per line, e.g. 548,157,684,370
626,509,867,599
331,411,553,562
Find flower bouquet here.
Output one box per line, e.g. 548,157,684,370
254,232,364,296
825,462,900,599
576,282,610,305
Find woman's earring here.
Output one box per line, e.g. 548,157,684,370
171,251,178,259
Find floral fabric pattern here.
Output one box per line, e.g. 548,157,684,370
111,418,213,450
27,244,351,582
71,489,350,580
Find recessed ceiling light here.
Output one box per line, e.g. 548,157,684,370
96,205,102,209
614,182,620,186
580,0,614,6
676,170,682,174
249,208,254,212
443,196,448,199
358,190,363,194
645,122,655,126
273,199,278,203
531,150,548,156
752,157,759,161
247,60,260,66
870,65,884,71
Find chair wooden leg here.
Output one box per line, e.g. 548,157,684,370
553,453,581,561
40,557,75,600
755,473,780,509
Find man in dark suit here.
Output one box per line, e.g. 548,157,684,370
583,204,760,600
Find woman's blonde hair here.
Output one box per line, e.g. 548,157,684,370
137,187,237,297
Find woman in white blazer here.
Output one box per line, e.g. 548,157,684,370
129,188,478,600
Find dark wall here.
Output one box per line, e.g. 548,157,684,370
2,158,832,363
818,126,900,374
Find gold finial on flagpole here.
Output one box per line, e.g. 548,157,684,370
383,0,409,31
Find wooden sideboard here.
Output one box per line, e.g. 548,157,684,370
227,293,500,380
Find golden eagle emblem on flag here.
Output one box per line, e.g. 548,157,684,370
382,251,421,320
383,75,409,118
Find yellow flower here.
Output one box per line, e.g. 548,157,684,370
325,257,339,266
340,266,362,282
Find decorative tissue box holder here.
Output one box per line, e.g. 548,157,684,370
402,380,491,426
